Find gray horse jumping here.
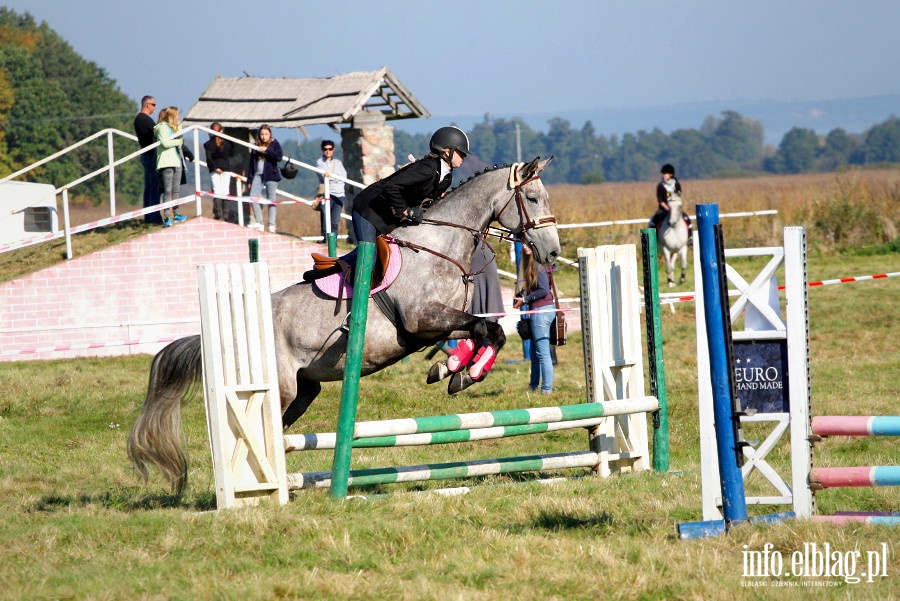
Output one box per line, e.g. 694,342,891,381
658,195,689,287
128,158,561,495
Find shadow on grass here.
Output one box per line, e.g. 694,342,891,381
533,510,616,532
31,488,217,513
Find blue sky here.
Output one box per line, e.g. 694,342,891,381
5,0,900,139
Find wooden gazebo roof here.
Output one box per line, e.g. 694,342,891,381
183,67,429,129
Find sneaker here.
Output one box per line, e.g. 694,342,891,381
248,222,263,231
163,219,172,228
173,214,187,223
267,225,276,233
541,389,553,395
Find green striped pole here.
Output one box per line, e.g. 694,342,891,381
285,417,613,451
351,397,658,439
289,451,602,490
326,232,337,258
330,241,375,498
248,238,259,263
641,228,670,472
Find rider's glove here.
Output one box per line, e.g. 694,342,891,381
407,206,424,224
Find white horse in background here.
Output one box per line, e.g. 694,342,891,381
658,195,689,287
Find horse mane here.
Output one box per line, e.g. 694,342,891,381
453,163,510,191
423,163,510,211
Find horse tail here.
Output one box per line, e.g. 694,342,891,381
127,335,202,497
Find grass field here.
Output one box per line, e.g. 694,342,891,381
0,170,898,600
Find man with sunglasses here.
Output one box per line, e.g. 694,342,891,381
315,140,348,241
134,95,162,224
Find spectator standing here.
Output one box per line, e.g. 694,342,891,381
470,240,504,322
203,122,235,220
153,106,188,227
247,124,283,232
315,140,348,240
513,246,555,395
134,95,161,224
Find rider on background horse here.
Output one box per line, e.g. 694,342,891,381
351,126,471,244
649,163,692,239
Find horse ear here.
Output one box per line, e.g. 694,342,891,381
523,156,553,180
522,157,541,181
535,156,553,177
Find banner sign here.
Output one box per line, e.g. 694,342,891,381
733,339,790,413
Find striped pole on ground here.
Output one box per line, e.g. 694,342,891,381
350,397,659,439
811,512,900,526
810,466,900,489
287,451,602,490
811,416,900,437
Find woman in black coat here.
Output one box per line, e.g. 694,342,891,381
351,126,471,244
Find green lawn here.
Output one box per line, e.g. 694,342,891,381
0,251,897,600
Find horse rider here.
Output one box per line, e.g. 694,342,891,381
649,163,692,239
351,126,471,244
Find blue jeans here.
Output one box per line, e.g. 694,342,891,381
529,307,555,392
250,177,278,228
140,152,161,224
320,196,344,238
351,209,378,244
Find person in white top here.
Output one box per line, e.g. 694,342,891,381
315,140,348,240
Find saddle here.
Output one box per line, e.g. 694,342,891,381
303,235,394,291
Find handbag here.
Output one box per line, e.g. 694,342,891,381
311,184,325,211
280,157,299,179
516,318,532,341
548,268,567,346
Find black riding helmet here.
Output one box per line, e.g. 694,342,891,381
661,163,675,175
430,126,472,157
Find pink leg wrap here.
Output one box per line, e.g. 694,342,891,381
446,339,474,373
468,342,497,381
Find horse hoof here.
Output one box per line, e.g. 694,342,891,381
448,371,476,394
427,361,450,384
667,280,675,288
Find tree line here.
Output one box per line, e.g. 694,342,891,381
0,8,141,201
2,7,898,205
393,112,900,185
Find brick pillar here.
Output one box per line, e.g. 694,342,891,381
341,111,396,187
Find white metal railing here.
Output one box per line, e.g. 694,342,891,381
1,124,364,259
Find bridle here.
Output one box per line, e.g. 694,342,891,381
494,173,557,247
390,165,557,311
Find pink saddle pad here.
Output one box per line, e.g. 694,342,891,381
312,240,403,299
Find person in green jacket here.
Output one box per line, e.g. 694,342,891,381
154,106,188,227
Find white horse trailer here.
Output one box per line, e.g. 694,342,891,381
0,181,58,246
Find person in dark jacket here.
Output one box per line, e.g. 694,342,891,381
649,163,691,236
247,124,283,232
203,122,235,220
134,95,162,224
351,126,471,244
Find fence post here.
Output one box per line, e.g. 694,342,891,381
330,241,375,498
641,228,670,472
696,203,748,526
